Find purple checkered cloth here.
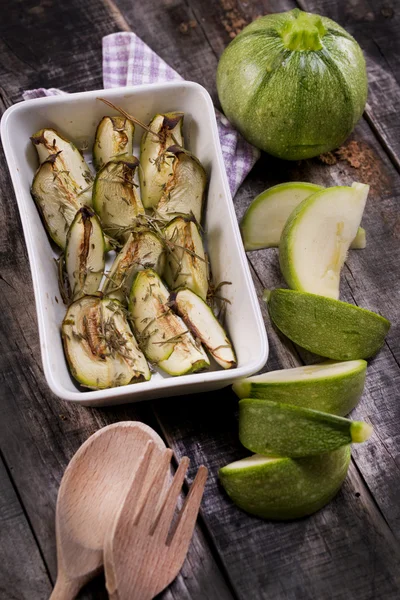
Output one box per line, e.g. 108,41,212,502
23,32,259,196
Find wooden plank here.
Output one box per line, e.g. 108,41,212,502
0,4,234,600
0,455,52,600
1,1,400,600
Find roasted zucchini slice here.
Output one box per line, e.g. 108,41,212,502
93,116,135,170
163,217,208,300
62,296,150,389
102,231,165,304
31,128,93,205
65,207,105,301
172,288,236,369
157,334,209,376
129,269,188,363
31,157,82,249
155,146,206,223
92,156,145,241
139,112,184,209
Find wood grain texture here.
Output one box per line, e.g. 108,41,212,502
104,447,207,600
1,0,400,599
0,456,52,600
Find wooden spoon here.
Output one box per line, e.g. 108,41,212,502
50,422,167,600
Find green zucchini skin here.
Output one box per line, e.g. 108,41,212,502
217,9,368,160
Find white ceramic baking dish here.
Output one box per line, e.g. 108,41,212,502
1,82,268,406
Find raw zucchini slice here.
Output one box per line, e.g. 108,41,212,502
93,116,134,170
163,217,208,300
31,128,93,205
62,296,150,389
241,182,366,251
232,360,367,416
92,156,145,241
155,147,206,223
65,207,105,301
139,112,184,209
219,447,351,520
172,288,236,369
279,183,369,299
266,288,390,360
241,182,323,250
102,231,165,304
239,398,373,458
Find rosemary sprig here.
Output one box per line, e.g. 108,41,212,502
97,98,163,139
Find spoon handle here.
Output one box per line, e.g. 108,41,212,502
49,572,86,600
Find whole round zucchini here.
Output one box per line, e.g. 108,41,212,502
217,9,368,160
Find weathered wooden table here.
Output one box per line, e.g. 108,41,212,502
1,1,400,598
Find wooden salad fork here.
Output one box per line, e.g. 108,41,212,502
104,441,208,600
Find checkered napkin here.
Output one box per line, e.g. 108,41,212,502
23,32,259,196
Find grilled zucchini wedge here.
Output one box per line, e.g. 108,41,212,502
139,112,184,209
93,116,135,170
62,296,150,389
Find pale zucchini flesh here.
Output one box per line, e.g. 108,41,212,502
31,158,81,249
65,207,105,301
102,231,165,304
163,217,208,300
93,116,135,171
158,335,210,376
129,269,189,363
173,288,236,369
139,113,184,209
92,156,145,240
279,183,369,299
62,296,150,389
31,128,93,206
241,182,323,250
155,147,206,224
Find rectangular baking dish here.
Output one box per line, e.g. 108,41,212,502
1,82,268,406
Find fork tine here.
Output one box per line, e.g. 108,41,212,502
115,440,155,523
134,448,173,528
151,456,190,541
167,465,208,548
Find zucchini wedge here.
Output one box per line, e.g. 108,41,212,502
92,156,145,241
139,112,184,209
31,128,93,205
93,116,135,171
65,207,105,301
31,157,81,249
102,231,165,304
129,269,188,363
163,217,208,300
171,288,236,369
155,146,206,223
158,335,210,376
62,296,150,389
